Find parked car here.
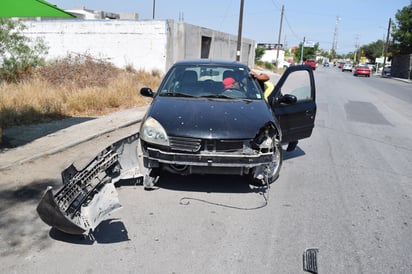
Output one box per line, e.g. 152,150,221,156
282,59,294,69
342,63,353,72
304,59,317,70
138,59,317,189
353,65,371,77
383,65,391,76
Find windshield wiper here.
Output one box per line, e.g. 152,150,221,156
201,94,235,99
202,94,253,102
161,92,197,98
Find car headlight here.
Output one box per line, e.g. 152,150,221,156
140,117,169,146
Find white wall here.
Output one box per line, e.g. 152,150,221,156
24,20,168,72
261,49,285,67
23,20,256,74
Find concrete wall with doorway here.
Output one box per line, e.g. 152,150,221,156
24,20,255,74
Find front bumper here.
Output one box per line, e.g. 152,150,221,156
144,146,274,168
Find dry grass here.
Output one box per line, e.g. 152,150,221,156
0,56,162,128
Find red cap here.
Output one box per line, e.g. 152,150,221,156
223,77,235,88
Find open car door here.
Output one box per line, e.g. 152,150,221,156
269,65,316,144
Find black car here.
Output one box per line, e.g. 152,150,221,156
36,59,317,235
139,59,316,189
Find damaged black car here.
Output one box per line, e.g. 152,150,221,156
139,59,316,189
37,59,316,235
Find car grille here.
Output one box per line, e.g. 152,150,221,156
169,136,246,153
169,136,202,152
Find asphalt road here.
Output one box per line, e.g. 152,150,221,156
1,67,411,273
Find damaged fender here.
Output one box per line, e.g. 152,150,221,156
37,132,144,235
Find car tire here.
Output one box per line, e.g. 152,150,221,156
251,136,283,186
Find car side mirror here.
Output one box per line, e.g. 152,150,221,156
140,87,154,97
277,94,297,105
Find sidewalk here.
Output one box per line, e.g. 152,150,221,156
0,106,148,170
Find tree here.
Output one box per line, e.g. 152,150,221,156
254,46,266,62
0,18,48,82
359,40,385,62
391,1,412,54
294,42,320,63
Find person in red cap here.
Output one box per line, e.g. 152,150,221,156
222,77,240,90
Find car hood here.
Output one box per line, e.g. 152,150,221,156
146,97,275,139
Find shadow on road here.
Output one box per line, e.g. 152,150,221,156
1,117,95,149
153,173,264,194
283,146,306,160
49,219,129,245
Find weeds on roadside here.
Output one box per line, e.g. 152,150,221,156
0,55,162,128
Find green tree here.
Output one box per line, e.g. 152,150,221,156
359,40,385,62
0,18,48,82
391,1,412,54
294,42,320,63
254,46,266,62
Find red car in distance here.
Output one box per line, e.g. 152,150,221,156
353,65,371,77
304,59,317,70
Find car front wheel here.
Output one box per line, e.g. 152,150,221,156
251,136,283,185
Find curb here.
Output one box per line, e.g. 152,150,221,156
0,106,147,170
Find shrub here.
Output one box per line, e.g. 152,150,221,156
0,18,48,83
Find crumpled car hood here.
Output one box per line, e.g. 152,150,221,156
146,97,275,139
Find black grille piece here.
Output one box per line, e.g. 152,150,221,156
169,136,201,152
169,136,247,153
204,139,244,152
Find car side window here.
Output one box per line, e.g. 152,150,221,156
280,70,313,102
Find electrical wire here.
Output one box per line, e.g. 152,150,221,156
179,177,270,210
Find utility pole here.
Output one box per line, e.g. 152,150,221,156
152,0,156,19
331,16,340,56
275,5,284,67
236,0,244,61
382,17,391,76
354,34,359,64
300,36,305,64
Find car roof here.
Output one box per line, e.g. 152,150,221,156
173,59,249,68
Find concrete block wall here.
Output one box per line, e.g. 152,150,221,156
24,20,168,72
392,54,412,80
24,19,255,74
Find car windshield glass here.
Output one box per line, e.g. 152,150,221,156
158,64,263,100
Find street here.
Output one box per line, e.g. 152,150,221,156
1,66,411,273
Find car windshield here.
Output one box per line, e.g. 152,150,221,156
157,64,263,100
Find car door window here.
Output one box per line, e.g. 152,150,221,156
279,70,312,102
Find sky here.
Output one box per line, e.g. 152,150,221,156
49,0,410,54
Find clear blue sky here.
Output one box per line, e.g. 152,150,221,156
50,0,410,54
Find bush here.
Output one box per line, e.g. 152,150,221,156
0,18,48,83
35,54,120,90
